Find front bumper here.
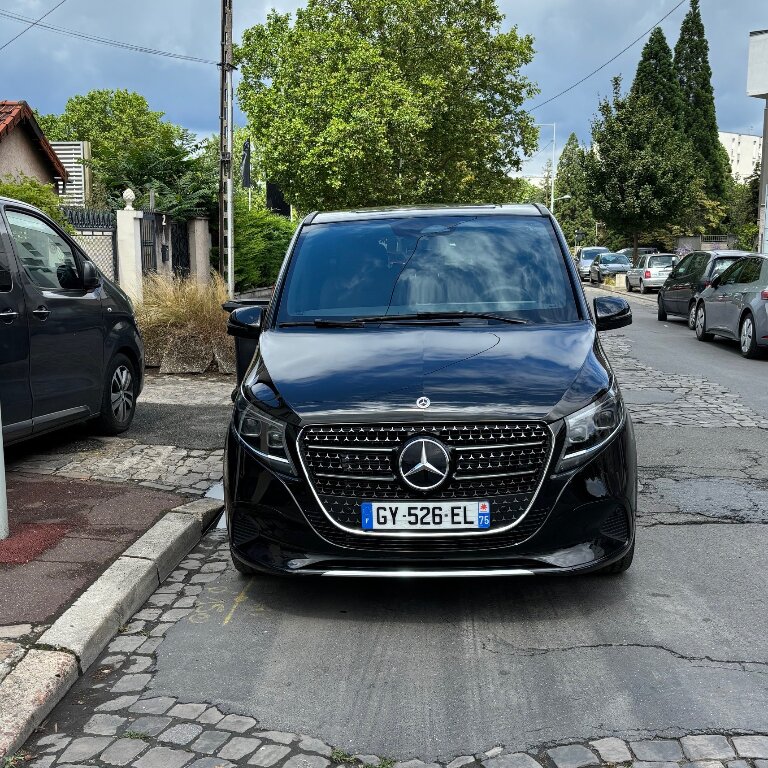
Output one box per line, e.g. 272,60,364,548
225,418,637,577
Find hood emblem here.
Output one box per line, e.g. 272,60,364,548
416,396,431,409
398,437,450,491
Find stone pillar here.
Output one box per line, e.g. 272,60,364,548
188,218,212,284
116,189,144,302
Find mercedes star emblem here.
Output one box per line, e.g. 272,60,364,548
416,396,431,409
398,436,450,491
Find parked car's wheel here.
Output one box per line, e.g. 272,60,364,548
595,542,634,575
687,301,697,330
626,279,633,293
695,303,713,342
96,353,137,435
640,280,648,294
657,295,667,321
740,312,761,359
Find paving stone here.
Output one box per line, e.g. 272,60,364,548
173,597,196,609
109,636,146,653
299,736,332,756
150,623,174,637
682,762,725,768
111,673,152,693
733,737,768,759
160,723,205,745
484,754,541,768
59,736,114,763
191,730,232,754
485,748,504,759
681,737,736,761
124,656,153,674
394,761,439,768
134,745,195,768
36,733,72,751
200,561,228,572
198,707,226,725
84,712,127,735
100,737,149,766
219,736,263,760
249,744,292,766
726,761,750,768
191,573,220,583
168,702,209,720
189,759,236,768
355,756,381,766
448,757,476,768
129,697,176,714
29,756,55,768
632,741,684,762
547,746,599,768
137,637,164,654
185,585,203,595
632,762,679,768
128,715,173,736
284,754,331,768
163,608,193,622
257,731,296,744
590,739,632,763
216,713,257,733
156,583,185,594
133,609,163,621
97,695,141,712
754,761,768,768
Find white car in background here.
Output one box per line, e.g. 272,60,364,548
626,253,677,294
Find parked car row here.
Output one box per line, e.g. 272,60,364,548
588,252,631,284
657,250,768,358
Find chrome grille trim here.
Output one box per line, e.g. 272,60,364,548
296,421,556,539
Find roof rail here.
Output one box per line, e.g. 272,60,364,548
304,211,319,225
532,203,551,216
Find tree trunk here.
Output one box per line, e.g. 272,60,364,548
633,231,639,264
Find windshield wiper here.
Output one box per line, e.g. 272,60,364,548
278,319,366,328
352,311,529,326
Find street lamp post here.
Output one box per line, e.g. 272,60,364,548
552,194,571,214
534,123,557,211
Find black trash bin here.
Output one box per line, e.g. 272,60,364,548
223,299,269,385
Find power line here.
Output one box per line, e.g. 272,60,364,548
0,0,68,52
530,0,688,111
0,7,217,64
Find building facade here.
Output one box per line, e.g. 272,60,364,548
51,141,92,206
719,131,763,180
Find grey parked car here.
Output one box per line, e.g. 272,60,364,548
694,254,768,358
627,253,676,293
576,246,609,280
589,252,631,284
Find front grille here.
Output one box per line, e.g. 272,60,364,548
232,514,260,547
298,422,554,550
601,506,629,541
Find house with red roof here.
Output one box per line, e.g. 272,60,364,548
0,100,68,189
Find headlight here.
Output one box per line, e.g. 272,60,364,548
234,396,296,475
557,387,625,472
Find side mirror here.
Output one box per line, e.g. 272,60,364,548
594,296,632,332
710,274,721,290
227,305,263,339
82,260,101,290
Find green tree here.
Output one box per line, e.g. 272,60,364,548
236,0,539,211
38,90,215,218
673,0,730,200
554,133,594,246
631,27,684,129
723,162,761,250
585,78,696,258
0,175,72,231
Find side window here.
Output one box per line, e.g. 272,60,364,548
674,254,693,276
720,261,746,286
6,211,81,291
739,258,763,284
0,232,12,293
692,253,710,277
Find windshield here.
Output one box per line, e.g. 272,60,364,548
276,215,580,325
580,248,607,262
601,254,630,265
648,255,675,268
712,257,740,276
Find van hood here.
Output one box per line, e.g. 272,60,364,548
246,322,611,423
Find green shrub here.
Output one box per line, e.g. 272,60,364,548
234,195,296,291
0,175,72,231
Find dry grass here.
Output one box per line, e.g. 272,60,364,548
136,273,233,372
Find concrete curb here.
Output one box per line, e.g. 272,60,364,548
0,497,223,758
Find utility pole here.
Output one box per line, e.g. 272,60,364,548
219,0,235,298
533,123,557,211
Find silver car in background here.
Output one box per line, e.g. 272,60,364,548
694,254,768,358
589,252,631,284
576,246,609,280
627,253,677,293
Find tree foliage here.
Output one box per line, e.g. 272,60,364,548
236,0,539,211
673,0,730,200
724,162,761,251
38,90,216,219
553,133,593,246
0,175,72,231
585,78,696,255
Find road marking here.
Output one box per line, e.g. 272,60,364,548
223,578,253,625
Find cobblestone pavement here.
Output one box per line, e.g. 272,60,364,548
18,530,768,768
6,374,233,496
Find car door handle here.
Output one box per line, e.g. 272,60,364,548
32,305,50,321
0,308,18,323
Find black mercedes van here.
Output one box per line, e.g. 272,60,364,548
225,204,637,577
0,197,143,446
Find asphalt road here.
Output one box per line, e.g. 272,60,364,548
143,285,768,759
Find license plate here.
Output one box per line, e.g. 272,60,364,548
361,501,490,531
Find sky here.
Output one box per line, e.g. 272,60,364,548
1,0,765,179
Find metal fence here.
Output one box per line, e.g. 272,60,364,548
62,207,118,281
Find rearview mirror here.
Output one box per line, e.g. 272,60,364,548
594,296,632,332
82,260,101,290
710,274,722,290
227,305,263,339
